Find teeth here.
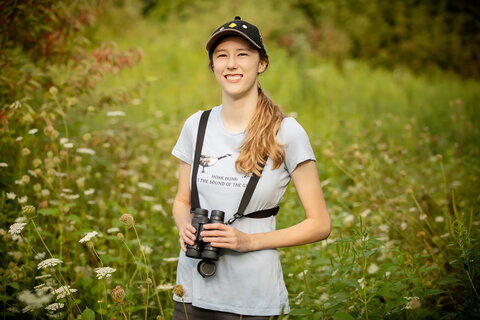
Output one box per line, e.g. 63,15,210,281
226,75,242,80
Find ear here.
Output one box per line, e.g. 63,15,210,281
257,59,267,74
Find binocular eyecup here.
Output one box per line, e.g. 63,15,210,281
186,208,225,278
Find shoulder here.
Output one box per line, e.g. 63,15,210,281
277,117,310,144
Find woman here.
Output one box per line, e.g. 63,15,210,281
171,16,331,319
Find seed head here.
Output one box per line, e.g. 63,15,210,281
173,284,185,298
116,233,124,240
146,278,153,286
111,285,125,305
21,205,36,218
119,213,135,228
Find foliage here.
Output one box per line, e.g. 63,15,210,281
1,0,479,319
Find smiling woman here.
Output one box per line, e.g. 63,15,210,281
170,16,331,319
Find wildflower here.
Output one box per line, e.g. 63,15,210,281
45,302,64,312
116,233,124,240
18,290,52,312
435,216,444,223
106,111,125,117
357,278,365,289
35,252,46,260
146,278,153,286
6,192,16,199
385,271,391,278
49,86,58,96
400,222,408,230
173,284,185,297
28,128,38,135
141,195,155,202
63,143,74,149
360,209,371,218
79,231,98,243
141,245,153,255
84,188,95,195
18,196,28,204
367,263,379,274
41,189,51,197
22,148,31,156
138,182,154,190
21,205,36,218
119,213,135,228
111,285,125,305
107,227,119,233
53,286,77,300
157,283,174,291
76,148,96,155
404,296,421,310
343,214,354,225
35,274,52,279
94,267,116,279
419,214,427,220
8,222,27,235
61,193,80,200
0,162,9,167
7,306,20,313
37,258,63,269
163,257,179,263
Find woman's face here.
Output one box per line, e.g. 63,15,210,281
211,36,267,100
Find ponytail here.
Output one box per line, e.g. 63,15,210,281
235,86,285,176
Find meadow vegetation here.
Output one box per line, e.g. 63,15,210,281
1,0,479,319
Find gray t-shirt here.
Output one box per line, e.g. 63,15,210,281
171,105,315,316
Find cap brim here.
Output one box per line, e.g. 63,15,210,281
205,29,261,52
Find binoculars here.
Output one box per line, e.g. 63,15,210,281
186,208,225,277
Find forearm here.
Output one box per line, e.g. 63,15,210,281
172,198,191,231
248,216,331,251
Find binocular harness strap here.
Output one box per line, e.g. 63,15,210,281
191,109,279,224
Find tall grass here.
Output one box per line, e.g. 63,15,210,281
1,0,479,318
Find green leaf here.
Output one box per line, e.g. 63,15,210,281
38,208,59,216
333,311,356,320
0,294,13,302
81,307,95,320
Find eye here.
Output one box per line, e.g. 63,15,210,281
239,52,249,56
216,53,227,58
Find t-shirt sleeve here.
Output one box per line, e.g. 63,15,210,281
171,111,203,165
278,117,316,174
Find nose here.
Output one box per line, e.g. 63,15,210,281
226,55,238,69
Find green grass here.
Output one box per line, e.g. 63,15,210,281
1,0,479,319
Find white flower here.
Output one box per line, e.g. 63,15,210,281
141,195,155,202
357,277,365,289
35,274,52,280
367,263,380,274
61,193,79,200
435,216,444,223
385,271,391,278
79,231,98,243
107,227,119,233
106,111,125,117
400,222,408,230
17,290,52,312
76,148,96,155
45,302,64,312
94,267,116,279
84,188,95,195
6,192,16,199
141,245,153,255
28,128,39,135
15,216,27,223
163,257,179,263
37,258,63,269
18,196,28,204
419,214,427,220
343,214,354,225
8,222,27,235
156,284,174,291
53,286,77,300
7,306,20,313
360,209,371,218
41,189,51,197
138,182,153,190
0,162,8,167
64,143,74,149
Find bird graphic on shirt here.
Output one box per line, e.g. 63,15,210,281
199,154,231,173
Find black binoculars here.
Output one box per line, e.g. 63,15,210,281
186,208,225,277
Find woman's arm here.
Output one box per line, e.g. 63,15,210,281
172,161,197,252
201,160,331,251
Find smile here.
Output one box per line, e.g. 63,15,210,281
225,74,242,81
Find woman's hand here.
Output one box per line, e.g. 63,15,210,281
201,223,252,252
179,224,197,252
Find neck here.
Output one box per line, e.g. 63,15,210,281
221,86,259,134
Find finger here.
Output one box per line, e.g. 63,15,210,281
180,239,186,252
203,223,227,230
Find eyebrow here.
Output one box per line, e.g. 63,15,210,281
214,47,254,54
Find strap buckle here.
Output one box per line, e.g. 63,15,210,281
227,213,244,225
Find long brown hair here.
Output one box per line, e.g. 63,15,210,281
209,40,285,176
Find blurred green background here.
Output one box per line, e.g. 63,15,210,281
1,0,479,318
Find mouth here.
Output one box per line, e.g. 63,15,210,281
225,74,242,82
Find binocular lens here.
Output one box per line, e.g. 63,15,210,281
197,260,216,278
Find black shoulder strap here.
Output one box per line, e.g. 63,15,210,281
190,109,211,211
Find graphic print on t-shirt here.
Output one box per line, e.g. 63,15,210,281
199,153,231,173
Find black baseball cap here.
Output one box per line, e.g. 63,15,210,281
206,16,267,54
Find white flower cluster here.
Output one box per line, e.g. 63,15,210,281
45,302,64,312
37,258,63,270
8,222,27,235
17,290,52,313
53,286,77,300
79,231,98,243
156,284,174,291
94,267,116,279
